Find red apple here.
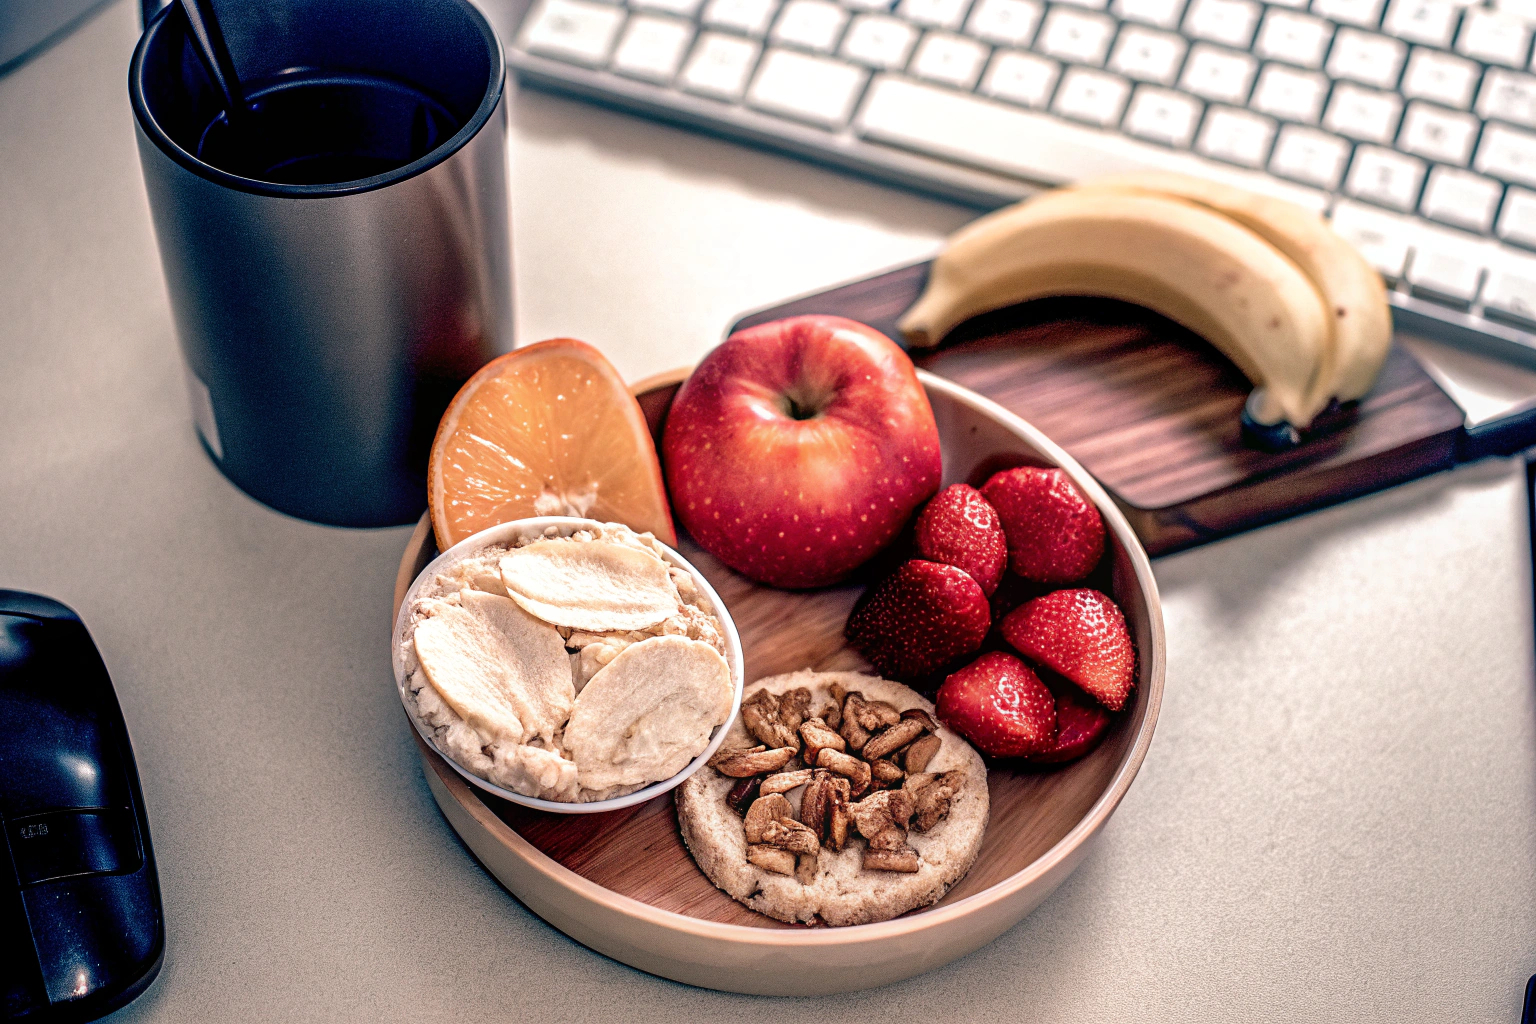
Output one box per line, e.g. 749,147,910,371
662,315,942,588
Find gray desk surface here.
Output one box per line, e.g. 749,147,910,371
2,3,1534,1020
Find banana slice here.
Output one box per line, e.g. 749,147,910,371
898,188,1332,428
1075,172,1391,416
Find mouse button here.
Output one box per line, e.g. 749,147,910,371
22,872,163,1010
7,809,142,887
0,593,78,622
0,618,124,816
0,879,49,1017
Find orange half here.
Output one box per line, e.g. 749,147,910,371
428,339,676,551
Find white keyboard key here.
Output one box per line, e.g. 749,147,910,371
1420,166,1504,232
842,0,897,9
840,14,919,66
1322,82,1402,143
1477,69,1536,131
1484,267,1536,324
1179,43,1257,103
1497,187,1536,249
703,0,780,33
1112,0,1186,27
910,31,990,85
1052,66,1132,123
965,0,1043,45
1269,124,1351,187
519,0,626,65
1253,9,1332,68
747,48,868,125
979,49,1061,105
854,73,1329,204
1400,48,1480,109
1055,0,1109,9
1477,123,1536,188
680,31,763,95
1250,63,1329,122
1455,9,1531,69
1330,199,1413,277
611,14,695,79
772,0,848,49
1409,249,1482,304
1123,84,1204,144
1397,101,1479,165
1343,144,1425,208
1325,29,1406,90
1195,105,1275,166
1107,26,1187,84
1310,0,1383,27
896,0,972,28
1380,0,1458,47
630,0,705,15
1036,7,1117,63
1182,0,1261,45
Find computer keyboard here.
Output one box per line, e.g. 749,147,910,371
509,0,1536,363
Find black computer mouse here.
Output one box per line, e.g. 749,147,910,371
0,591,163,1021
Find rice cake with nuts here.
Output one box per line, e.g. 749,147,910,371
676,670,988,926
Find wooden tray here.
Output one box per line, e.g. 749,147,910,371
733,262,1468,555
394,369,1166,995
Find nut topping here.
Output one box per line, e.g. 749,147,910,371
905,770,966,832
740,690,800,750
903,734,941,774
862,717,925,761
779,687,812,732
715,746,797,777
819,701,842,730
825,782,850,852
708,744,764,767
869,759,906,788
849,694,902,732
867,826,909,851
848,789,914,839
799,769,830,839
760,817,820,855
800,717,846,766
816,748,872,798
758,768,813,795
726,775,761,814
747,844,796,876
900,708,938,732
862,848,920,873
743,792,794,843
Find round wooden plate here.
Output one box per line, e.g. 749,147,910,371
393,368,1166,996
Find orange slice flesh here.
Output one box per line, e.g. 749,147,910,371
428,338,676,551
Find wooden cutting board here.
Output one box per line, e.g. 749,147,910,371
732,261,1468,555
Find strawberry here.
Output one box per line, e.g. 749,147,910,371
980,467,1104,584
1000,588,1135,711
1025,685,1113,764
845,559,990,681
935,651,1056,757
914,483,1007,596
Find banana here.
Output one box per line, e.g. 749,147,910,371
898,187,1333,428
1074,172,1391,417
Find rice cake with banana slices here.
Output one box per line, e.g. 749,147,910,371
676,670,988,927
398,521,732,803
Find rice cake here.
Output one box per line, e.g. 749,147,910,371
676,670,988,927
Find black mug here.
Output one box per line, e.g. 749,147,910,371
130,0,512,527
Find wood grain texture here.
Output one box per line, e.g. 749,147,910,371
734,261,1467,555
396,374,1162,943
